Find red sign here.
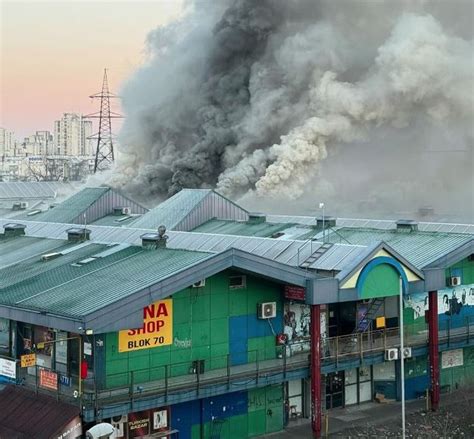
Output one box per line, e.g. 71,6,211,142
128,411,150,438
284,285,306,301
39,369,58,390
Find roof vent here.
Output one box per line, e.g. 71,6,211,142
141,225,168,249
396,219,418,233
66,227,91,242
418,206,435,218
12,202,28,211
316,216,336,228
248,213,266,224
2,223,26,237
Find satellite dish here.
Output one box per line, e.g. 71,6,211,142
86,423,115,439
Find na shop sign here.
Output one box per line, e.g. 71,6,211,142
119,299,173,352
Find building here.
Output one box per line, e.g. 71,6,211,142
54,113,93,156
0,127,17,157
21,131,55,156
0,188,472,438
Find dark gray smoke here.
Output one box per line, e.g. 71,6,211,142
114,0,473,219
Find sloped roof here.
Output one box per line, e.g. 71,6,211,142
129,189,212,230
0,235,211,319
192,218,293,237
322,228,472,268
19,187,109,223
0,181,72,200
0,386,80,439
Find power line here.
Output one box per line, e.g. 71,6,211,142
85,69,123,173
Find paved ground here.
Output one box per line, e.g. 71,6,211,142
264,391,474,438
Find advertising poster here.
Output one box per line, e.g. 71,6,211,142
119,299,172,352
128,411,150,438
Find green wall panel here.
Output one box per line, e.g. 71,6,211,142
248,410,266,437
447,257,474,285
361,263,400,299
104,270,284,389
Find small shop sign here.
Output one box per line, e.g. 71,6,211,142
0,358,16,379
20,353,36,368
284,285,306,301
39,369,58,390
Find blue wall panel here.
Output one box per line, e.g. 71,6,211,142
404,375,429,400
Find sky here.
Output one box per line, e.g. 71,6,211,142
0,0,184,139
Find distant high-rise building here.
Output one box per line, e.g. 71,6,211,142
22,131,54,156
54,113,93,156
0,128,17,157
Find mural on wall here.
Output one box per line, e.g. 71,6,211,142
283,303,328,356
404,284,474,328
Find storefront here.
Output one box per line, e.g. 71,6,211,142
103,406,172,439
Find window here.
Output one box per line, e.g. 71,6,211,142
229,275,246,289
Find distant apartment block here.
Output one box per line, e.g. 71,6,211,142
21,131,54,156
54,113,93,156
0,127,17,157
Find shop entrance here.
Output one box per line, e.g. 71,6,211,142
325,371,344,409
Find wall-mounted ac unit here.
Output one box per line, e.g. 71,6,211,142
111,414,127,436
20,202,29,209
385,348,399,361
448,276,461,287
401,347,412,359
257,302,276,319
192,280,206,288
122,207,131,215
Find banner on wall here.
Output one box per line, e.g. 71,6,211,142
404,283,474,320
119,299,173,352
442,349,464,369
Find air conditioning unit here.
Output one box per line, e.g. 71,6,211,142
257,302,276,319
192,280,206,288
122,207,131,215
111,414,127,436
401,347,412,359
20,202,29,209
385,348,399,361
448,276,461,287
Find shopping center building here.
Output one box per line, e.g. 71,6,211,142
0,185,473,438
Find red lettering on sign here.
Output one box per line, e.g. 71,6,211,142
143,302,169,319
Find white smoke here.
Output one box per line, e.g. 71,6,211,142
114,0,473,217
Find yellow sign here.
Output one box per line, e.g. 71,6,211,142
21,353,36,368
119,299,173,352
376,316,386,329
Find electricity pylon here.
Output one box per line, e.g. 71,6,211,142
86,69,122,172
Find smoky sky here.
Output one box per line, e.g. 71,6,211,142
113,0,473,220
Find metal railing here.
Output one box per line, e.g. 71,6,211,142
2,316,473,412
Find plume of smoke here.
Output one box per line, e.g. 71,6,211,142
114,0,473,210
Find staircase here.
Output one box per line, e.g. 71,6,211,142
300,243,333,269
353,298,385,333
339,298,385,354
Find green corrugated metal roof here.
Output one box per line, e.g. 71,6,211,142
192,219,296,238
90,214,136,226
17,187,109,223
129,189,212,230
325,228,472,268
0,236,212,318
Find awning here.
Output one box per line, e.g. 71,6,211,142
0,385,81,439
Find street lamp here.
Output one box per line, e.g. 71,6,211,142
37,335,83,397
399,276,406,439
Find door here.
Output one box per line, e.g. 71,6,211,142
326,371,344,409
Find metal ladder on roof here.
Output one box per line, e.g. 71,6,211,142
299,242,333,269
